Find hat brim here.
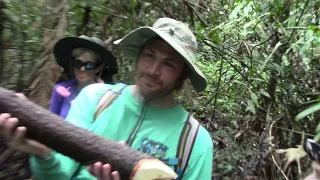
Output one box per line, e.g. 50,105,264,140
114,27,207,92
54,37,118,76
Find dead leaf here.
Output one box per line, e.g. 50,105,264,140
276,146,307,171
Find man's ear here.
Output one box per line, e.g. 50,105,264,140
181,66,190,81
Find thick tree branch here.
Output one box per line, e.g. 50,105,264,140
0,87,176,180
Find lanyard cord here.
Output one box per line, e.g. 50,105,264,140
126,102,149,147
125,82,179,147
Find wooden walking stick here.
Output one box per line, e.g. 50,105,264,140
0,87,177,180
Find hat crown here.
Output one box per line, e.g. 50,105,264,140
78,35,104,46
152,18,197,63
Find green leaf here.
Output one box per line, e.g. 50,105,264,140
314,45,320,55
225,164,233,170
246,99,256,114
261,41,283,72
260,90,270,98
271,62,285,76
131,0,138,8
316,123,320,133
314,133,320,142
295,103,320,121
208,29,221,44
250,66,255,76
217,164,233,171
243,1,253,16
243,19,257,30
251,78,267,82
317,30,320,37
213,17,244,31
234,80,246,86
308,25,319,31
229,3,243,19
250,91,258,105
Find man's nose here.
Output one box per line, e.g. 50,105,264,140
149,61,161,76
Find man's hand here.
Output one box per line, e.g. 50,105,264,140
0,113,51,159
87,141,125,180
86,141,171,180
15,93,27,100
87,162,121,180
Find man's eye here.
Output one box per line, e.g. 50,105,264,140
146,53,153,57
165,62,174,68
144,52,154,59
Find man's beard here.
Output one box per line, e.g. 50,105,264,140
139,71,163,86
135,71,177,100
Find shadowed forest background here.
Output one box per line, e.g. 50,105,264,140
0,0,320,179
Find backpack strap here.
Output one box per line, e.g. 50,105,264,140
174,114,200,179
72,83,127,179
93,83,127,121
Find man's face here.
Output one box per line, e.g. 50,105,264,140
135,38,185,98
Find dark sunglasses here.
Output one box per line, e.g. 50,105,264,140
71,59,97,71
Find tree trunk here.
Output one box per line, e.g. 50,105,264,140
77,5,91,36
16,31,27,92
0,1,69,178
0,0,4,83
27,0,69,108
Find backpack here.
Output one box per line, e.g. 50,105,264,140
93,83,200,179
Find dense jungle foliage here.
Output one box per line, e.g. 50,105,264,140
0,0,320,179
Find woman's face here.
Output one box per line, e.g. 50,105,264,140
72,52,100,85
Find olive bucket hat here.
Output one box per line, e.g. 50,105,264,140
114,18,207,92
54,35,118,77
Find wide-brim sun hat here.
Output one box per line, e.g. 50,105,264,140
54,35,118,77
113,18,207,92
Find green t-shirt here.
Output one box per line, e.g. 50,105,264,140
30,83,213,180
